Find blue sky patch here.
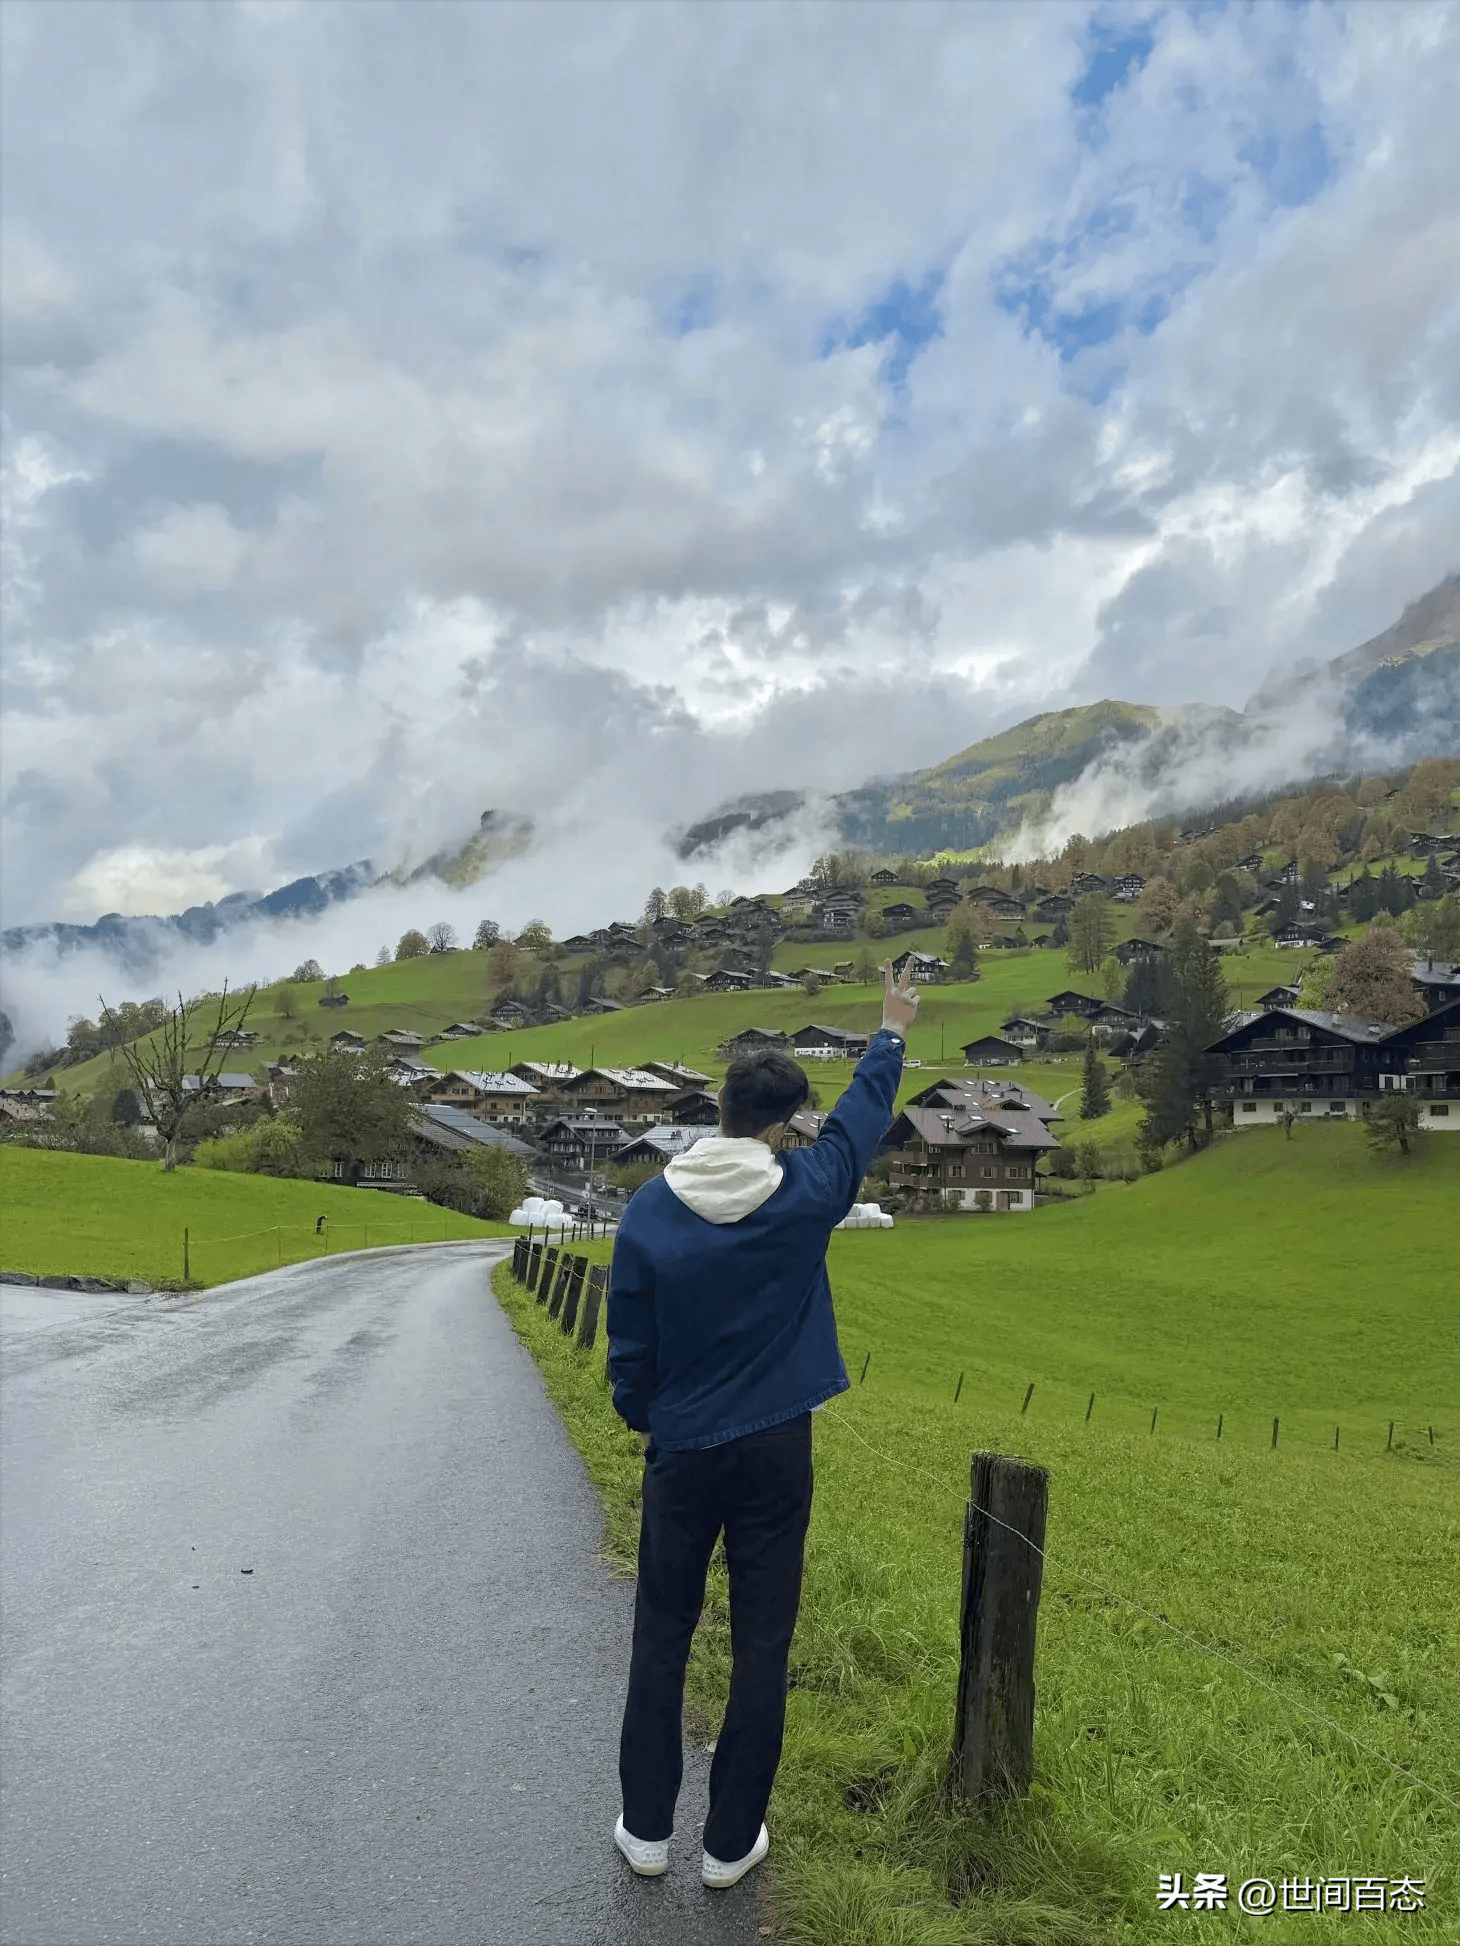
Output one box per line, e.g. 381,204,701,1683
820,272,945,388
660,274,719,337
1241,119,1331,208
1071,18,1156,110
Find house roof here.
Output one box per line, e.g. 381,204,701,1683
413,1105,536,1158
566,1067,679,1091
614,1124,710,1162
537,1115,627,1140
892,1102,1060,1152
790,1023,868,1044
644,1061,713,1085
1208,1006,1394,1051
181,1072,255,1091
432,1070,539,1095
905,1076,1059,1121
1411,961,1460,987
511,1061,582,1082
961,1035,1022,1053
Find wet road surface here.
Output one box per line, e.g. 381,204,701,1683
1,1246,762,1945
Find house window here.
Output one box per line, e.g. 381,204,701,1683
982,1166,995,1178
1431,1104,1450,1117
1329,1102,1344,1112
1299,1102,1312,1112
1241,1102,1257,1114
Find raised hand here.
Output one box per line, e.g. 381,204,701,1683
880,957,920,1038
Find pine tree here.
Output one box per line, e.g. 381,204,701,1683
1080,1039,1111,1120
1137,925,1230,1150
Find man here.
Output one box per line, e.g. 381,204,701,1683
606,960,919,1888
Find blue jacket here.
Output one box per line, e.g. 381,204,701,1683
606,1029,904,1450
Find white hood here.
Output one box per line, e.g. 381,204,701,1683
662,1135,785,1224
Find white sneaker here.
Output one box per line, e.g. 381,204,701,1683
614,1813,669,1877
702,1822,769,1888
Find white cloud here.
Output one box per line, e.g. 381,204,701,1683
1,0,1457,1025
0,231,73,318
133,503,250,597
60,836,275,921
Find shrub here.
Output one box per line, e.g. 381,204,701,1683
193,1115,314,1177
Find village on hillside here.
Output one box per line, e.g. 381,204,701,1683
4,761,1458,1213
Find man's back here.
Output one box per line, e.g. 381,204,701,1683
607,1030,904,1452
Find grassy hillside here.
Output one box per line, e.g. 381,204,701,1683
495,1124,1459,1943
0,1148,507,1289
828,1124,1460,1448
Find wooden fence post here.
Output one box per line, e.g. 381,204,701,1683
577,1264,606,1352
539,1246,561,1306
547,1252,572,1320
948,1451,1049,1803
526,1242,543,1292
561,1256,587,1335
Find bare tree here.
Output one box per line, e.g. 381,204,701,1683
99,981,256,1172
426,921,458,954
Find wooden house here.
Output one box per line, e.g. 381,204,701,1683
1044,989,1102,1020
535,1116,628,1172
613,1124,710,1168
882,1101,1058,1212
378,1028,426,1052
1382,997,1460,1129
1114,937,1164,966
1000,1016,1052,1050
667,1089,721,1127
1206,1008,1406,1125
413,1069,540,1124
510,1061,582,1111
790,1024,870,1061
722,1027,789,1057
330,1029,366,1052
559,1067,681,1124
1411,961,1460,1010
890,950,947,984
961,1035,1022,1066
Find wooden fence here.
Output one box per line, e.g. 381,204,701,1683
510,1236,607,1352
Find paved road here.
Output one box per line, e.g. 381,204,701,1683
1,1247,762,1946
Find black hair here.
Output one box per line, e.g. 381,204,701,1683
719,1047,811,1138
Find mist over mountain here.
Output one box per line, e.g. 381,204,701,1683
679,574,1459,860
5,573,1454,1028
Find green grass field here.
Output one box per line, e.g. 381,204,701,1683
0,1148,507,1289
492,1124,1460,1944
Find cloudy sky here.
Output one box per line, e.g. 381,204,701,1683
3,0,1458,944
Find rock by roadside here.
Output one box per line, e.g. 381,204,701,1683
1,1272,152,1295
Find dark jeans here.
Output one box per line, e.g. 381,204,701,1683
618,1413,813,1862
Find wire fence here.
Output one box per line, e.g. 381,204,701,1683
817,1402,1460,1814
851,1357,1448,1461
